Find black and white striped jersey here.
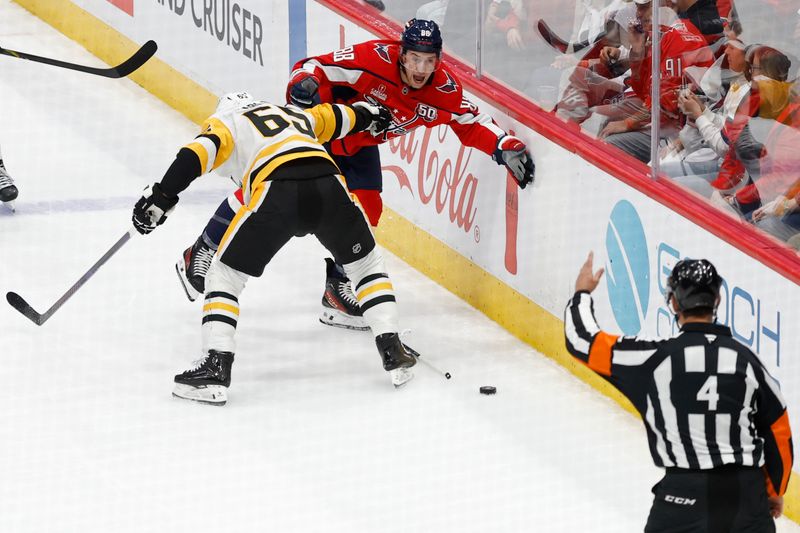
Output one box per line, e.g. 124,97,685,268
564,291,794,498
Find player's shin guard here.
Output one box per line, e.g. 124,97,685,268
173,260,247,405
342,249,398,336
342,249,416,387
201,260,248,354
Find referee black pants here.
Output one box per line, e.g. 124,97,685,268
644,465,774,533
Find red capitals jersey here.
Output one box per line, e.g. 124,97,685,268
629,20,713,119
290,40,507,156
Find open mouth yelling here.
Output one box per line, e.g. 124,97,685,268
411,72,428,86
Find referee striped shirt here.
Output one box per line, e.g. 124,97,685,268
564,291,794,498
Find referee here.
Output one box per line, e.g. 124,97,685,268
564,252,794,532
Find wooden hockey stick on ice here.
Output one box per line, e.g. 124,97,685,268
0,40,157,78
7,228,136,326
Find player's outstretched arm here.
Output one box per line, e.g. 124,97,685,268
131,147,202,235
305,101,392,144
350,102,392,136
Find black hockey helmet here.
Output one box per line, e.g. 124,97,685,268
665,259,722,313
401,19,443,57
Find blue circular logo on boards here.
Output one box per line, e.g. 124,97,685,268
605,200,650,335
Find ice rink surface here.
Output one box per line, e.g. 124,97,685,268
0,2,797,531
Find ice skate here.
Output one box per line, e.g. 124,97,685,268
172,350,234,405
376,333,417,388
0,163,18,212
175,236,215,302
319,258,368,331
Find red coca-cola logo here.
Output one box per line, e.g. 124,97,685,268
382,124,520,276
383,125,478,232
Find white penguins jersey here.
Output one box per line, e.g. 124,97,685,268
182,92,362,200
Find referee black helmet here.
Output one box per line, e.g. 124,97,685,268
666,259,722,313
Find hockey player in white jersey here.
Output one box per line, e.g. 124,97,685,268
131,92,417,405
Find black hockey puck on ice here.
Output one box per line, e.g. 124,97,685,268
479,386,497,395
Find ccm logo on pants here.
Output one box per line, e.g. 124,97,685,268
665,495,696,506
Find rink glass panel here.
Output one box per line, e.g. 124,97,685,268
386,0,800,252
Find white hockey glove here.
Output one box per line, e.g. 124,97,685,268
132,183,179,235
493,135,535,189
352,101,393,137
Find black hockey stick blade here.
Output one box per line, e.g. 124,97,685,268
537,19,569,54
6,292,45,326
0,40,157,78
536,19,599,55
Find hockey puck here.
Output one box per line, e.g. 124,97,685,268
479,386,496,395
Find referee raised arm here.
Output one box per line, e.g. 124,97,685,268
564,252,794,532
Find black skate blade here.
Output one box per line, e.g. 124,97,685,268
6,292,44,325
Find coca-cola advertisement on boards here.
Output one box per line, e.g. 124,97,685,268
381,123,520,277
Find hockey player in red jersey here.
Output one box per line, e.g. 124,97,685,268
175,19,535,330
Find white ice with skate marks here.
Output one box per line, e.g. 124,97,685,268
0,2,797,532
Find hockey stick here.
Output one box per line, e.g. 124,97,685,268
6,227,136,326
0,40,157,78
402,342,452,380
536,19,599,55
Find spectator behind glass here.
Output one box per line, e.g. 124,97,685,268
597,0,715,162
709,46,797,217
481,0,572,92
662,38,750,193
485,0,529,52
554,0,680,133
752,178,800,246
